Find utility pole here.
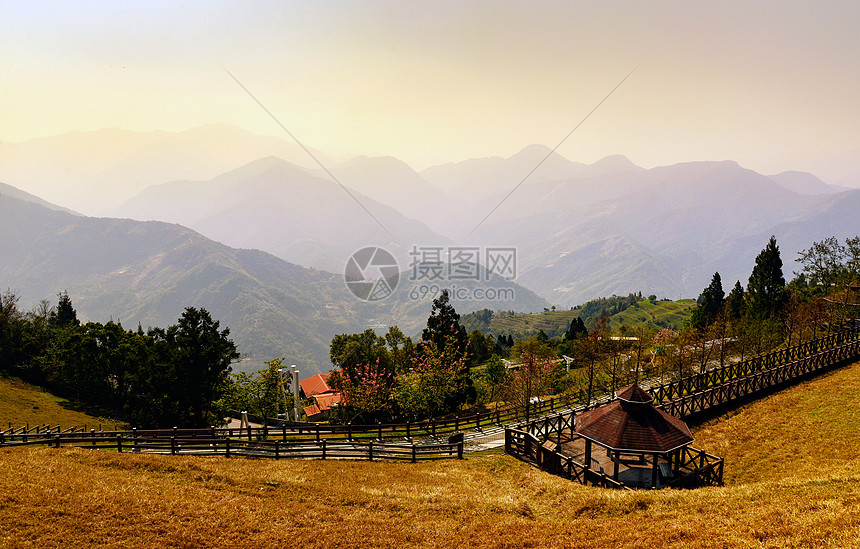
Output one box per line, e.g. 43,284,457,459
291,365,300,422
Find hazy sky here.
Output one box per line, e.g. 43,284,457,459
2,1,859,181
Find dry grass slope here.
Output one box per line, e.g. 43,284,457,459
0,376,120,429
1,362,860,547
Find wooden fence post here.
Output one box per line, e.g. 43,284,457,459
274,440,280,459
412,444,417,463
322,439,327,460
369,440,374,461
117,434,122,453
171,436,177,455
457,441,463,460
225,438,231,458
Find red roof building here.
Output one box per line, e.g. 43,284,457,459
299,373,335,399
299,372,342,421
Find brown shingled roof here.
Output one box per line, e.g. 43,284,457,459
615,384,653,403
575,384,693,452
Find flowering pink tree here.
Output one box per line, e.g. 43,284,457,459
393,333,470,420
328,358,395,422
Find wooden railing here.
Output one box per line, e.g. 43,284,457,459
667,446,724,488
238,394,579,442
649,328,860,404
0,431,463,462
656,330,860,419
504,427,628,489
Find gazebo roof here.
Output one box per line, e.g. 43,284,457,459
575,384,694,453
615,384,654,404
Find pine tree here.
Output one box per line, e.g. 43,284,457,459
689,272,725,329
564,317,588,341
422,289,467,354
52,291,79,328
747,236,788,319
726,280,745,319
421,289,474,406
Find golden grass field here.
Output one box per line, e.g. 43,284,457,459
2,362,860,548
0,376,121,430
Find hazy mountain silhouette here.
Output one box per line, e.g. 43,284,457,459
769,171,848,195
0,125,328,214
0,181,80,215
325,155,454,236
468,160,851,306
2,189,549,373
6,126,857,315
108,156,450,273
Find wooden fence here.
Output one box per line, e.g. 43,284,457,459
234,394,578,442
649,328,859,404
0,431,463,462
504,424,628,489
666,446,724,489
654,328,860,419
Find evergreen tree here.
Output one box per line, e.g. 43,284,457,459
0,291,23,372
564,317,588,341
747,236,788,319
422,289,467,354
149,307,239,426
421,289,475,406
726,280,746,319
52,291,79,328
689,272,725,329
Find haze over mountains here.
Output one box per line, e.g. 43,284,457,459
0,125,329,214
3,125,859,371
0,186,548,374
108,156,447,274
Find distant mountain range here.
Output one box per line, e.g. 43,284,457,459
0,125,329,214
0,189,548,374
107,156,448,274
4,126,859,348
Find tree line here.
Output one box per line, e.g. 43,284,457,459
325,235,859,423
0,292,239,427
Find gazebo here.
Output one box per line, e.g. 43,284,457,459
574,384,694,489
